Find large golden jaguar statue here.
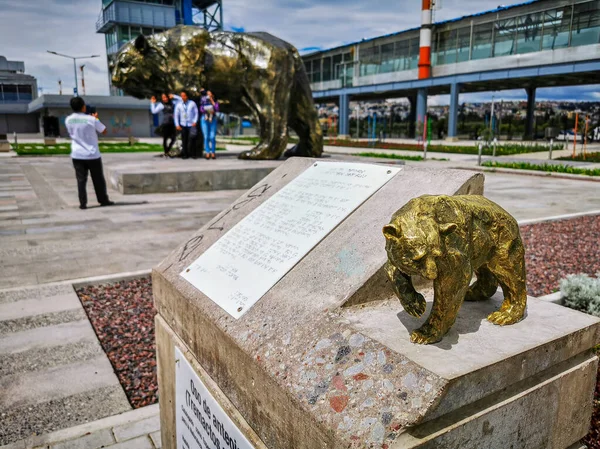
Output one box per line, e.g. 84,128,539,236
111,26,323,160
383,195,528,345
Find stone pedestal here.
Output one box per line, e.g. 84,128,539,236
105,158,281,194
153,158,599,449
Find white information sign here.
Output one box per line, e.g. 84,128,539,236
181,161,401,318
175,346,255,449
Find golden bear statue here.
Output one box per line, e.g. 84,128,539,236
383,195,527,344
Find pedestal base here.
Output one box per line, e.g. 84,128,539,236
155,285,598,449
105,157,281,194
152,159,599,448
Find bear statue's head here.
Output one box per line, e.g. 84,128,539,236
383,201,457,280
110,26,210,99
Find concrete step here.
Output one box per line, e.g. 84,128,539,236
0,283,131,446
0,404,160,449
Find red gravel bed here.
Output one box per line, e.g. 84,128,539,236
521,214,600,297
76,215,600,439
76,277,157,408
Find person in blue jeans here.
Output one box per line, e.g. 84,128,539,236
200,90,219,159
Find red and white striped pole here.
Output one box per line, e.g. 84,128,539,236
418,0,433,79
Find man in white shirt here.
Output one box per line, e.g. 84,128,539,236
65,97,114,210
174,90,199,159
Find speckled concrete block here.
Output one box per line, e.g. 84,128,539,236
153,158,600,449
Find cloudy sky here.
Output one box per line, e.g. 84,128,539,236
0,0,598,102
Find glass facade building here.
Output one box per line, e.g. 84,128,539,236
303,0,600,86
0,56,36,104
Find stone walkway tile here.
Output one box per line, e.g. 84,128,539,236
106,436,154,449
0,320,96,355
149,431,161,448
0,294,81,321
50,429,115,449
112,415,160,442
25,225,87,235
0,356,121,410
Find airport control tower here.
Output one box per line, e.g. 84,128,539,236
96,0,223,95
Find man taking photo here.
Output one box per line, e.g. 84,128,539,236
65,97,114,210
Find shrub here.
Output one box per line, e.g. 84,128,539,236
560,273,600,317
481,161,600,177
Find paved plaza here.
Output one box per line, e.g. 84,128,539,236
0,150,599,290
1,148,599,448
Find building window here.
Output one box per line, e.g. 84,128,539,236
435,28,458,65
360,44,380,76
17,85,33,101
332,54,342,79
408,38,419,69
456,27,471,62
2,85,18,102
304,60,311,74
542,7,571,50
309,60,321,83
471,23,493,60
322,56,332,82
393,39,410,71
570,0,600,47
494,18,517,56
380,43,395,73
516,13,542,54
118,25,130,47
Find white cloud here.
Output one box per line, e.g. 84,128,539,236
0,0,108,95
0,0,597,100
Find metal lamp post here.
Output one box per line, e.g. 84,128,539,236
46,51,100,96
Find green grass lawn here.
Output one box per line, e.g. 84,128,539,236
357,152,449,162
481,161,600,177
557,152,600,163
326,139,562,156
13,143,225,156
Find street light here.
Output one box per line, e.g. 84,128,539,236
46,51,100,96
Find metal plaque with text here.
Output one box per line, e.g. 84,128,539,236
175,346,255,449
181,161,401,318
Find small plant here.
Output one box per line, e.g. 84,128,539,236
560,273,600,317
558,152,600,163
478,127,493,146
357,152,424,161
481,161,600,177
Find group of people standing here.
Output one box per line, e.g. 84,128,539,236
150,89,219,159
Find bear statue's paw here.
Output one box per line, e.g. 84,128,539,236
238,147,275,160
284,144,312,158
402,293,427,318
410,324,445,345
487,309,524,326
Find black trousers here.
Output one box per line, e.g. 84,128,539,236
180,126,198,159
72,158,110,207
162,123,176,155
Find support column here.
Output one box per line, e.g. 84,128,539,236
525,86,536,140
416,88,428,137
338,93,350,138
408,95,417,139
447,83,460,141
